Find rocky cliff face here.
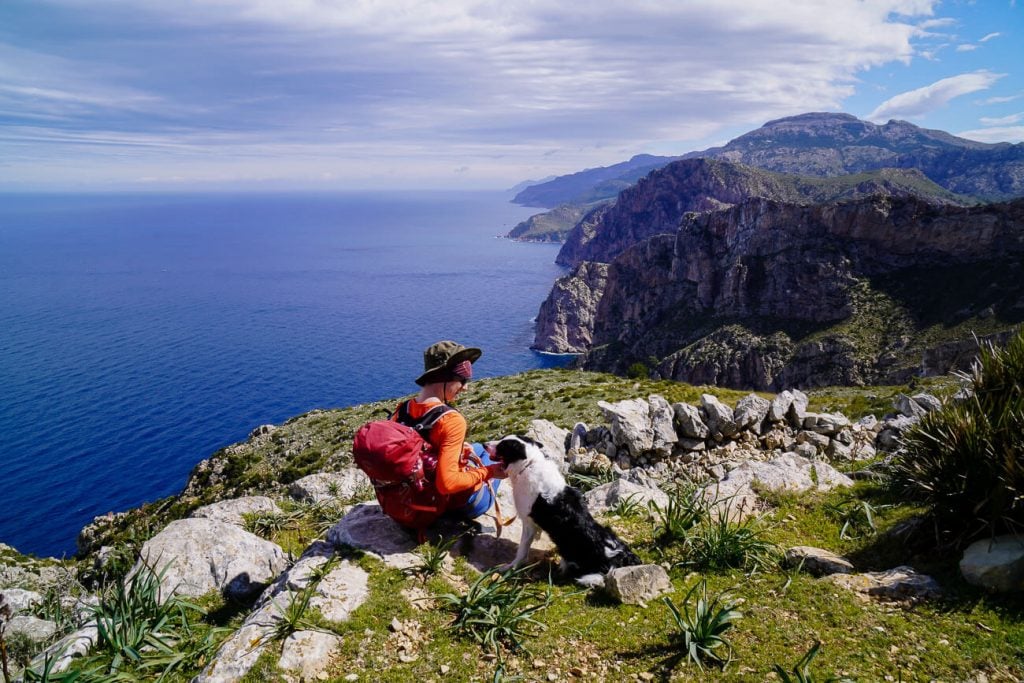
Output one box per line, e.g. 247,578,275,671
554,158,964,268
531,261,609,353
541,196,1024,388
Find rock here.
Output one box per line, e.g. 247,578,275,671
25,625,98,677
604,565,672,605
327,504,420,571
895,394,928,419
911,392,942,412
532,261,609,353
672,402,709,440
786,390,810,427
526,419,571,462
701,394,737,437
733,394,770,432
826,439,852,461
648,395,678,456
784,546,854,576
704,453,853,520
249,424,277,439
311,562,370,622
0,588,42,614
190,496,282,527
568,449,612,474
278,630,342,681
196,600,281,682
584,479,669,516
795,430,830,450
803,412,850,435
289,470,372,504
825,566,940,603
960,535,1024,593
793,443,818,459
598,398,653,457
677,437,706,452
857,414,879,431
768,390,797,423
7,615,57,641
133,518,289,602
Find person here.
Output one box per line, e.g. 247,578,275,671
395,340,506,522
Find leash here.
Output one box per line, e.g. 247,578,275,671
465,450,516,537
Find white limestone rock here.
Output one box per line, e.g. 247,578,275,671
598,398,654,457
190,496,282,527
585,479,669,516
784,546,854,576
673,401,709,440
289,469,372,504
701,394,737,437
960,535,1024,593
526,419,571,463
134,518,289,602
604,565,672,605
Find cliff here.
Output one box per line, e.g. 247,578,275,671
538,195,1024,388
554,159,966,267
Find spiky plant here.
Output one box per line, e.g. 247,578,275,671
663,580,742,671
890,328,1024,546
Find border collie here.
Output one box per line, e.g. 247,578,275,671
486,435,641,585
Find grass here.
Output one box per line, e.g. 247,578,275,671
10,366,1024,681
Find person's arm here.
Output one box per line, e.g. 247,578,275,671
433,411,490,495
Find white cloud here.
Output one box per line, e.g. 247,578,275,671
3,0,944,187
979,32,1001,42
956,43,978,51
978,93,1023,105
869,71,1004,121
980,112,1023,126
957,125,1024,143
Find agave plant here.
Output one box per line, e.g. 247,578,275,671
890,329,1024,545
650,487,707,544
682,506,778,573
773,641,836,683
435,566,550,656
663,580,742,671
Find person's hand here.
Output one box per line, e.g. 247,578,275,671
486,463,508,480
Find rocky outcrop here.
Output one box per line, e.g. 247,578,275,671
532,261,608,353
555,194,1024,388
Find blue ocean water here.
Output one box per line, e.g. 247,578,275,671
0,191,569,558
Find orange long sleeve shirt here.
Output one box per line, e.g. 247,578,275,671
397,398,489,496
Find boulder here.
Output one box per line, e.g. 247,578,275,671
568,422,589,453
526,419,571,462
327,504,419,570
278,630,342,681
190,496,281,527
604,565,672,605
25,625,98,677
768,390,796,423
783,546,854,576
911,393,942,413
598,398,653,457
795,430,830,450
196,599,282,682
895,394,927,419
960,535,1024,593
648,395,678,456
133,518,289,602
672,402,709,440
701,394,737,437
803,412,851,436
0,588,42,614
733,394,770,433
585,479,670,516
288,469,371,504
825,566,940,603
6,615,57,642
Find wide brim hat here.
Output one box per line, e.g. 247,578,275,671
415,340,482,386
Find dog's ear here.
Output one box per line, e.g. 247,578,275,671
518,434,542,447
495,435,530,464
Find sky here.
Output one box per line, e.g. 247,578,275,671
0,0,1021,191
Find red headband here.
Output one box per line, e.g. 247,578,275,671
452,360,473,381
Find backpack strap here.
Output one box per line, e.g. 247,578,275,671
394,400,454,440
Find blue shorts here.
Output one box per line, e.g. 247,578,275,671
450,443,501,519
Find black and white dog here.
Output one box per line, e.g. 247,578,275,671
486,435,641,585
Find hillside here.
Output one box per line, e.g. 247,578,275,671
536,195,1024,389
554,158,968,267
512,154,682,208
6,366,1024,682
515,112,1024,210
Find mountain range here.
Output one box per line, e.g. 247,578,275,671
524,112,1024,389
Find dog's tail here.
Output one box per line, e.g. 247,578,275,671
574,573,606,588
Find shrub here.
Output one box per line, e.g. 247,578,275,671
890,329,1024,546
435,566,550,657
663,580,742,671
626,362,649,379
650,487,707,544
682,508,778,573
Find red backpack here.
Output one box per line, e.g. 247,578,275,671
352,401,456,534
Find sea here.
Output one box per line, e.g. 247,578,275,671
0,190,571,558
